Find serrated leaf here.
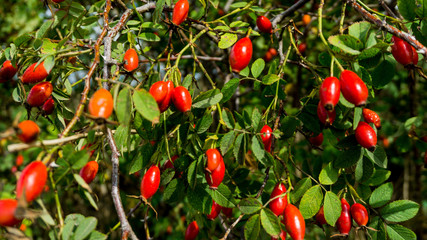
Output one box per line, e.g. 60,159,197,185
328,34,363,55
84,190,98,210
220,131,235,155
221,78,239,104
219,33,238,49
192,89,223,108
74,217,97,240
251,108,262,132
233,134,244,161
299,185,323,219
138,32,161,42
372,60,395,89
251,58,265,78
245,214,261,240
209,184,236,208
386,224,417,240
324,191,341,226
262,74,280,85
355,157,374,183
334,147,363,168
222,108,235,129
290,178,312,203
364,147,388,168
251,135,265,162
319,162,339,185
349,21,371,42
116,87,132,126
369,182,393,208
353,107,362,130
239,198,262,214
380,200,419,222
260,209,281,237
74,174,92,193
187,185,212,214
196,112,213,134
364,169,391,186
398,0,416,21
133,89,160,123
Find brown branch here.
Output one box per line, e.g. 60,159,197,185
271,0,310,28
140,55,223,64
346,0,427,58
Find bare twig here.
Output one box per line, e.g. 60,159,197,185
271,0,310,28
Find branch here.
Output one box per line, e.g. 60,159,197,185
271,0,310,28
345,0,427,58
140,55,223,64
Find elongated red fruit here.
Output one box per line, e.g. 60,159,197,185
316,206,327,225
140,165,161,199
185,221,199,240
319,76,340,111
340,70,368,107
269,183,288,216
172,86,192,112
0,199,21,227
260,125,273,153
27,81,53,107
42,97,55,115
355,121,377,151
17,120,40,143
205,157,225,189
79,161,99,184
271,229,287,240
391,36,418,66
88,89,114,119
317,101,336,126
159,81,174,112
206,148,222,172
16,161,47,203
309,132,323,147
149,81,168,105
123,49,139,72
229,37,253,72
256,16,273,33
0,60,18,83
283,204,305,240
362,108,381,129
336,198,352,235
207,200,222,220
351,203,369,226
21,62,49,84
172,0,189,25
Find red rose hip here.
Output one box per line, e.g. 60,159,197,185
283,204,305,240
185,221,199,240
269,183,288,216
172,86,192,112
260,125,273,153
27,81,53,107
0,199,21,227
172,0,189,25
316,206,327,225
309,132,323,147
229,37,253,73
206,200,222,220
355,121,377,151
17,120,40,143
88,89,114,119
351,203,369,226
123,48,139,72
205,157,225,189
79,161,99,184
391,36,418,66
362,108,381,129
16,161,47,203
319,76,340,111
42,97,55,115
337,198,352,235
21,62,49,84
206,148,222,172
340,70,368,107
140,165,161,199
317,101,336,126
256,16,273,33
0,60,18,83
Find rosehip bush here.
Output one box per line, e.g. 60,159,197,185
0,0,425,239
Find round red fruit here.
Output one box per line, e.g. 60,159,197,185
264,48,277,62
172,0,189,25
319,76,340,111
206,148,222,172
309,132,323,147
256,16,273,33
351,203,369,226
88,89,114,119
185,221,199,240
337,198,352,235
229,37,253,73
316,206,327,225
27,81,53,107
283,204,305,240
149,81,168,105
269,183,288,216
79,161,99,184
140,165,161,199
42,97,55,115
0,60,18,83
16,161,47,203
391,36,418,66
362,108,381,129
339,70,368,107
302,14,311,26
297,43,307,54
207,200,222,220
260,125,273,153
172,86,192,112
16,154,24,166
317,101,336,126
123,48,139,72
0,199,21,227
205,157,225,189
355,121,377,151
17,120,40,143
21,62,49,84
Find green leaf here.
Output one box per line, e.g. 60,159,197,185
239,198,262,214
114,125,130,151
251,108,262,132
14,33,32,47
209,184,236,208
220,78,239,104
328,34,364,55
233,134,244,161
74,174,92,193
163,179,181,202
251,135,265,163
251,58,265,78
299,185,323,219
36,19,53,39
115,87,132,126
187,185,212,214
88,231,107,240
244,214,261,240
324,192,342,226
386,224,417,240
415,0,427,18
358,48,382,69
339,93,355,108
133,89,160,124
222,108,235,129
355,157,374,183
372,60,396,89
348,21,371,43
353,107,362,130
334,147,363,168
319,162,339,185
187,160,198,189
380,200,419,222
260,208,281,237
364,169,391,186
218,33,238,49
369,182,393,208
74,217,97,240
364,147,388,168
196,112,213,134
192,89,223,108
290,178,312,203
84,190,98,210
398,0,416,21
220,131,235,155
43,55,55,73
262,74,280,85
153,0,166,23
